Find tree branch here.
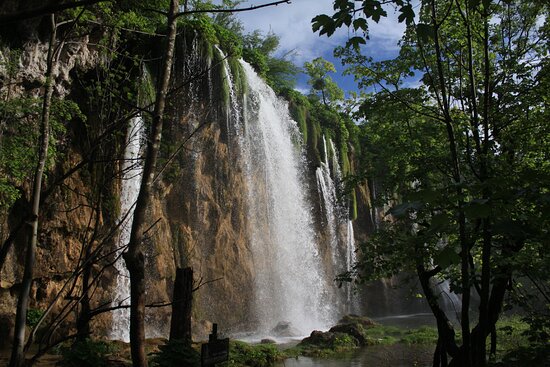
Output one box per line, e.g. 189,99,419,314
141,0,291,18
0,0,113,24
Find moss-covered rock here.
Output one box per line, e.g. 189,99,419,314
225,341,282,367
295,330,359,357
337,314,377,328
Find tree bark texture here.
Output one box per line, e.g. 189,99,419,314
169,267,193,342
9,14,56,367
123,1,179,366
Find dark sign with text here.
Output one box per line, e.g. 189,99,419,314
201,323,229,367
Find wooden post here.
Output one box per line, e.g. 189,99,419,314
169,267,193,342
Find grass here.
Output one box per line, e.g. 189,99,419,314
222,341,282,367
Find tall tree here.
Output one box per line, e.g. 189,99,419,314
123,0,179,365
304,57,344,106
8,13,57,367
314,1,549,366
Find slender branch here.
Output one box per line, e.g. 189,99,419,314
143,0,291,17
193,277,224,292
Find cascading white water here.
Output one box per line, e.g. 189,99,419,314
215,46,242,142
238,61,333,335
315,137,339,264
315,135,357,314
345,220,357,311
110,115,144,341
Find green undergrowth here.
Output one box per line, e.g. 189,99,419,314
52,317,545,367
57,339,118,367
286,332,360,358
489,316,550,366
283,323,439,359
149,339,200,367
222,341,282,367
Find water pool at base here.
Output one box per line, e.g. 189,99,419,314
276,344,433,367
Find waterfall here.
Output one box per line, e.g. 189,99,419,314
215,45,242,142
345,220,357,311
110,115,144,341
238,61,333,335
315,136,340,264
315,135,357,314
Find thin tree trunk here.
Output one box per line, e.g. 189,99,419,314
9,14,56,367
477,11,493,367
123,1,179,366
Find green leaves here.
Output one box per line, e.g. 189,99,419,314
313,0,420,49
304,57,344,105
435,246,460,269
387,201,423,218
346,36,366,50
312,14,336,36
353,18,367,32
362,0,387,23
463,199,491,219
397,4,414,24
416,23,435,42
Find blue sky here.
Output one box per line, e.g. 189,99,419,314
233,0,408,95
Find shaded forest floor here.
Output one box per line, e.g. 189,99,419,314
0,316,548,367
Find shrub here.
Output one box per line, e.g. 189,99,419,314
58,339,116,367
224,341,281,367
26,308,44,328
149,339,200,367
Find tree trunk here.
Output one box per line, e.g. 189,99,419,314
430,1,471,364
169,267,193,343
417,263,459,364
76,239,94,341
9,14,56,367
123,1,179,366
476,12,493,367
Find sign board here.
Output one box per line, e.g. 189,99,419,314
201,324,229,367
201,338,229,367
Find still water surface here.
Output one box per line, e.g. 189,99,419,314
274,314,436,367
276,344,433,367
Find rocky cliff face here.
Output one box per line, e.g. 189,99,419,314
0,27,258,343
0,27,120,346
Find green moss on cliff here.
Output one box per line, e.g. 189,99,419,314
228,58,247,97
213,45,231,109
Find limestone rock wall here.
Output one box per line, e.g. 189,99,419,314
0,29,121,347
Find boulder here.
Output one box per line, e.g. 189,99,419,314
300,329,360,349
270,321,300,337
300,330,337,346
329,323,366,346
337,314,377,328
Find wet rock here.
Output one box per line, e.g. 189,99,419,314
260,338,276,344
271,321,300,337
337,314,377,328
300,330,337,346
329,323,366,345
299,329,360,351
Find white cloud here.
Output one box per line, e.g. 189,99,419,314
216,0,413,93
233,0,408,65
235,0,345,64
